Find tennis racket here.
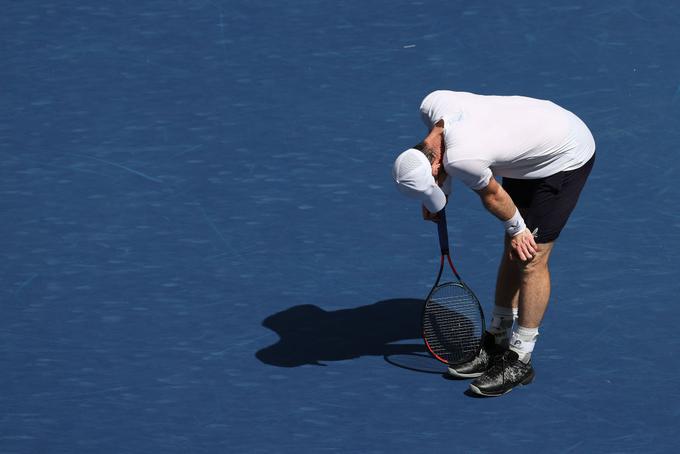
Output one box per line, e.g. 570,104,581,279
422,209,485,366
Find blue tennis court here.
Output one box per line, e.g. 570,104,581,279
2,1,679,452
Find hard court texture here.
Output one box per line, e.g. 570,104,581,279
1,1,679,453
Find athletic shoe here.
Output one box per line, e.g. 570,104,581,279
468,350,535,396
446,332,503,379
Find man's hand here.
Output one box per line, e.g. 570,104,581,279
509,229,538,262
422,205,442,223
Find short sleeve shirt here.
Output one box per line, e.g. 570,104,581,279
420,91,596,190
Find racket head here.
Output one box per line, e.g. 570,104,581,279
422,281,485,366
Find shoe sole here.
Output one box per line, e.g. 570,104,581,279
468,370,535,397
446,368,484,379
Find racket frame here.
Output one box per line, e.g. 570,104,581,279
421,209,486,366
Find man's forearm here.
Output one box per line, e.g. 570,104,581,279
482,192,516,221
476,179,517,222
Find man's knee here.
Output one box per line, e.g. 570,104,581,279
519,242,554,274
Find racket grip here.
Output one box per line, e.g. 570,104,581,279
437,209,450,255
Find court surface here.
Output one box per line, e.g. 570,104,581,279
2,1,679,452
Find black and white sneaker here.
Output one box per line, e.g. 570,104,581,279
468,350,535,396
446,332,503,379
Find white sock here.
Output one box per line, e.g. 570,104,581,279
509,325,539,363
488,306,515,346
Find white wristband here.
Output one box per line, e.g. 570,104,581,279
504,209,526,237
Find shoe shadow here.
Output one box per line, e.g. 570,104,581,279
255,298,427,367
463,389,489,399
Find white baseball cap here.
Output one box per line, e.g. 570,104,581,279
392,148,446,213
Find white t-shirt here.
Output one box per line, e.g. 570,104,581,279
420,91,596,190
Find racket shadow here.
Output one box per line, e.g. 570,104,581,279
383,352,447,375
256,298,425,367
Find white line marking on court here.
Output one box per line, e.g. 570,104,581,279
14,273,38,296
69,153,163,183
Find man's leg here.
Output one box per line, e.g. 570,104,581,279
488,236,521,347
517,241,554,329
490,239,554,350
446,237,525,378
506,241,554,364
445,238,520,379
468,242,554,396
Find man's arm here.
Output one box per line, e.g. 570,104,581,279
474,178,538,261
474,177,516,221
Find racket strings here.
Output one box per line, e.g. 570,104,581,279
423,282,484,365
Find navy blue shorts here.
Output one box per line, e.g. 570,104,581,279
502,154,595,243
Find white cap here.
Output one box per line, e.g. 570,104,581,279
392,148,447,213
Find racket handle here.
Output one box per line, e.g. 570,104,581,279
437,209,450,255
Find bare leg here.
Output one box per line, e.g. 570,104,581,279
494,236,521,311
487,238,522,347
517,241,554,328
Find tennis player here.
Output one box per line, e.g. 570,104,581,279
392,90,595,396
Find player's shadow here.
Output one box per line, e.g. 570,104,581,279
255,299,427,367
